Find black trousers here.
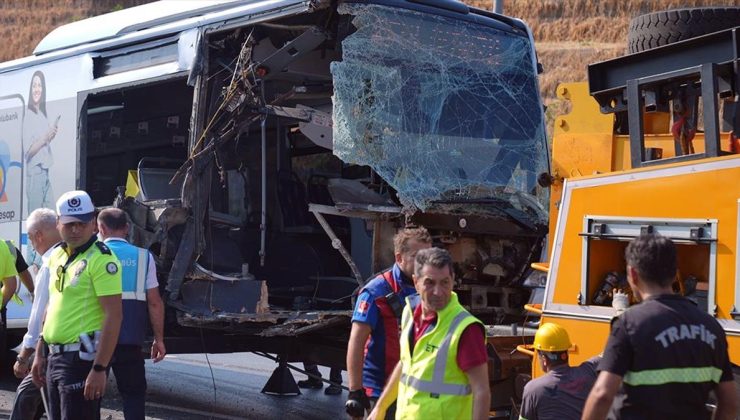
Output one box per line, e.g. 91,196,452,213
46,351,100,420
111,345,146,420
303,362,343,384
0,307,7,363
9,373,44,420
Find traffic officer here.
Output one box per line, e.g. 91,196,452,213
0,239,35,310
30,190,122,420
583,234,737,420
97,207,166,420
0,236,32,399
369,247,490,420
0,240,18,322
518,323,599,420
10,208,61,420
346,227,431,419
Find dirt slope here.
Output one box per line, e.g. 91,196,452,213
495,0,739,102
0,1,152,62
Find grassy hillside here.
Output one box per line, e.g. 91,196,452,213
0,1,152,62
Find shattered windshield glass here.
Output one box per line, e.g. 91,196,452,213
331,3,548,221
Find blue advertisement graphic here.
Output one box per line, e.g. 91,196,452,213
0,140,22,201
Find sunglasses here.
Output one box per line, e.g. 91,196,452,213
55,266,67,293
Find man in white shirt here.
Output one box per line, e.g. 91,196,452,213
10,208,61,420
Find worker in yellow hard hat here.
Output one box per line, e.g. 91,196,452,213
518,323,601,420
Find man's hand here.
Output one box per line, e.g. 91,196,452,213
13,358,30,379
30,356,46,388
612,289,630,315
714,380,738,420
346,389,370,419
151,339,166,363
83,370,107,400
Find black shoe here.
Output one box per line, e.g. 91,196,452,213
297,378,323,389
324,384,342,395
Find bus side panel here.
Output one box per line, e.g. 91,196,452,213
0,55,90,327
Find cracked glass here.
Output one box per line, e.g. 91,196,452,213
331,3,548,222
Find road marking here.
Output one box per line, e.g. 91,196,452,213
146,402,244,420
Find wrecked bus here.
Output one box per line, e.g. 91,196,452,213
0,0,548,400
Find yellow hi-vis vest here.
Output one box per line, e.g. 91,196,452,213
0,240,21,309
397,292,483,420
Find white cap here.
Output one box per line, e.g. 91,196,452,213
56,190,95,224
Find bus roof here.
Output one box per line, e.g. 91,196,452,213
0,0,308,74
34,0,244,55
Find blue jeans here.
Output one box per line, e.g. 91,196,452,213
111,345,146,420
46,352,100,420
26,168,53,212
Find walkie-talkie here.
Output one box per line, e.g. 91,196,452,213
384,292,404,319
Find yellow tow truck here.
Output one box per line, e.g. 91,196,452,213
510,7,740,402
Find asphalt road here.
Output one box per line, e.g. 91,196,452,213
0,353,348,419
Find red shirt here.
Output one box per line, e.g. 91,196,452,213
411,303,487,371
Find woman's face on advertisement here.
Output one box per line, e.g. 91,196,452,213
31,75,43,105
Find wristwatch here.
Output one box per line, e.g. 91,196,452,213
92,363,107,372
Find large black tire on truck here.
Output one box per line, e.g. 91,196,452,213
627,7,740,53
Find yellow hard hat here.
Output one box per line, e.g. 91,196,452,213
533,323,572,352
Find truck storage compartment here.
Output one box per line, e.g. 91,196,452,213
582,216,715,312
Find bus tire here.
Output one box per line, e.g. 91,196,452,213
627,7,740,54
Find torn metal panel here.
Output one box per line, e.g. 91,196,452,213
177,309,352,337
186,28,205,87
258,26,328,81
331,4,548,218
165,216,197,301
180,276,264,316
308,203,402,221
417,198,548,233
260,313,349,336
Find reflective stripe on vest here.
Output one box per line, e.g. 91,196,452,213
119,248,147,302
107,240,149,346
3,240,23,307
5,241,15,259
623,366,722,386
400,311,472,396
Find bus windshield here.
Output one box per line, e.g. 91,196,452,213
332,3,548,221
